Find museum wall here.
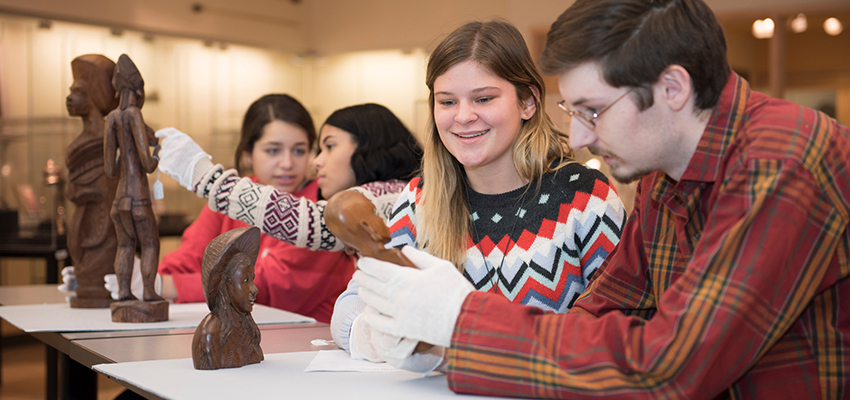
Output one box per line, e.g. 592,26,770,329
0,0,848,284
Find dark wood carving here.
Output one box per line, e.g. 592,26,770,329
324,190,415,268
105,54,167,323
192,226,264,370
324,190,433,353
65,54,120,309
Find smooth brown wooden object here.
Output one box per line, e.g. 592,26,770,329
324,189,415,268
105,54,167,322
192,226,264,370
65,54,120,309
324,189,433,353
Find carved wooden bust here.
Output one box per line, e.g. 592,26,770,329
65,54,120,308
324,189,414,268
192,226,264,370
105,54,167,322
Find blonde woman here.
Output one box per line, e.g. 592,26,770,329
332,20,626,371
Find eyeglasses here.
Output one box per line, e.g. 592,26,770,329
557,89,633,129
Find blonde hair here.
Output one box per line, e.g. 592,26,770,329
418,20,575,269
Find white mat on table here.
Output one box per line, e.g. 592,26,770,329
0,303,313,332
95,351,514,400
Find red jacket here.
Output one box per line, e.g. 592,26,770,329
158,179,355,323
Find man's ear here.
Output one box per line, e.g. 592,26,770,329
655,65,693,112
520,86,539,120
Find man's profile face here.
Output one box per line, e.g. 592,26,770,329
557,62,668,184
66,80,91,116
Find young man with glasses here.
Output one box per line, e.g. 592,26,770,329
352,0,850,398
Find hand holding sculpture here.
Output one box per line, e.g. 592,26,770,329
192,226,264,370
324,189,435,354
324,189,414,268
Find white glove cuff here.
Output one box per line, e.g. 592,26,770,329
401,345,445,376
349,314,380,362
185,154,214,192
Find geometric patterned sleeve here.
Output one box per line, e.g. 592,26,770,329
193,164,408,252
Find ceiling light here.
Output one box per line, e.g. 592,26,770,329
824,17,843,36
752,18,774,39
790,13,807,33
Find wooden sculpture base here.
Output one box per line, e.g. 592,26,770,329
70,297,114,309
110,299,169,322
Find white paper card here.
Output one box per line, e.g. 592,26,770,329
0,303,313,332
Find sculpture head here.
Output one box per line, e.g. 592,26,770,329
201,227,261,314
113,54,145,108
324,190,391,256
67,54,119,117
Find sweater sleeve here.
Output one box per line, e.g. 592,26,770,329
194,165,409,252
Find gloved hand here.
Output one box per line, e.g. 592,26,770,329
154,127,213,191
57,266,77,301
349,311,383,362
364,307,446,375
354,246,474,348
58,266,77,293
104,257,162,300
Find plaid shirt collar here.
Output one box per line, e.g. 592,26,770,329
651,73,749,204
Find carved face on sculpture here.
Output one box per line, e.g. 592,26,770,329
67,54,118,118
66,80,92,116
226,253,258,314
201,227,261,314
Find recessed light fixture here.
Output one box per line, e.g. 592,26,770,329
752,18,774,39
790,13,807,33
824,17,843,36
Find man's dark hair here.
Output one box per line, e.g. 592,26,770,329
539,0,731,111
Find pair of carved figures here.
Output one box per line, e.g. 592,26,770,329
65,53,164,322
67,54,262,366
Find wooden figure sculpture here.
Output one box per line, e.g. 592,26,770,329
65,54,120,308
324,190,433,353
192,226,264,370
105,54,167,322
324,190,415,268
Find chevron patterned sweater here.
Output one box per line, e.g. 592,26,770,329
388,162,626,312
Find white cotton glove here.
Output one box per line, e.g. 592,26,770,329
354,246,474,348
57,266,77,301
104,257,162,300
364,307,446,375
154,127,213,191
349,312,383,362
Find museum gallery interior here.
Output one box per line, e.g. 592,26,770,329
0,0,848,399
